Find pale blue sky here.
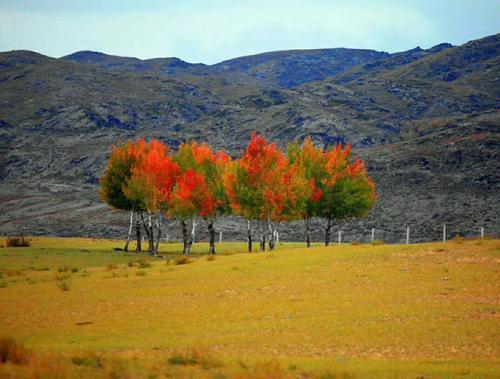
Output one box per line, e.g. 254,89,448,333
0,0,498,64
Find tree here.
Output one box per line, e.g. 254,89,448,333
124,139,180,255
287,137,325,247
169,168,214,255
318,144,377,246
99,139,147,252
170,142,231,255
225,132,311,251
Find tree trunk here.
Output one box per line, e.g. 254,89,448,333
186,217,197,255
181,220,189,255
154,215,161,255
259,222,266,252
268,221,279,251
147,210,154,255
135,212,142,252
325,217,332,246
268,220,275,251
124,209,134,252
247,220,252,252
305,217,311,248
208,219,216,255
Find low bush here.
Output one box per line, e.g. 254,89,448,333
55,272,72,291
452,234,464,244
137,259,151,268
175,256,190,265
5,236,31,248
371,239,385,246
71,352,105,368
106,263,118,271
167,349,221,369
351,241,361,246
206,255,216,261
0,337,31,364
135,270,147,276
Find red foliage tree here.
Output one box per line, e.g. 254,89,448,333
125,139,180,255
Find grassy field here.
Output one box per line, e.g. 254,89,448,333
0,237,498,378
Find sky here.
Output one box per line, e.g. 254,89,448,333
0,0,498,64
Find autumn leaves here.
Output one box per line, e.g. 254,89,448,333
100,132,376,255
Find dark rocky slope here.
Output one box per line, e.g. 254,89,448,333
0,34,498,242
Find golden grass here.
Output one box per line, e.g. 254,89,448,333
0,237,499,377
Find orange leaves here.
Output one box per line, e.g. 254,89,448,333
226,132,312,223
170,142,231,220
122,139,180,213
101,132,376,225
169,169,214,219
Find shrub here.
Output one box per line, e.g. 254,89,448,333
371,239,385,246
71,352,105,368
5,236,31,247
137,259,151,268
206,255,215,261
167,349,221,369
135,270,147,276
175,256,190,265
351,241,361,246
452,234,464,244
55,272,72,291
0,337,31,364
106,263,118,271
70,267,79,273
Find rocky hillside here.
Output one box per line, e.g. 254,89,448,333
0,34,498,242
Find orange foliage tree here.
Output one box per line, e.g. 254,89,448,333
99,139,147,252
125,139,180,255
287,137,326,247
225,132,311,251
170,142,231,255
318,144,377,246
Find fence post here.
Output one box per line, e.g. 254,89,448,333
276,231,279,244
371,228,375,243
406,226,409,245
443,224,446,242
481,227,484,240
219,231,222,243
165,233,169,242
338,231,342,244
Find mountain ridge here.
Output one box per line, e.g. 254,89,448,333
0,33,498,240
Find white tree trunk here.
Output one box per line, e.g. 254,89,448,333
123,209,134,252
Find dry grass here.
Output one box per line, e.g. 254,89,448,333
0,237,498,378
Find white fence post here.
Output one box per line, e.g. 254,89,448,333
165,233,169,242
406,226,410,245
219,231,222,243
338,231,342,244
443,224,446,242
276,231,279,244
481,227,484,240
371,228,375,243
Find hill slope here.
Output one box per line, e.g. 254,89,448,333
0,34,499,240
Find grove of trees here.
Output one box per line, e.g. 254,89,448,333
100,133,376,255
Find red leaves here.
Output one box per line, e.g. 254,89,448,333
169,169,214,218
101,132,376,224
